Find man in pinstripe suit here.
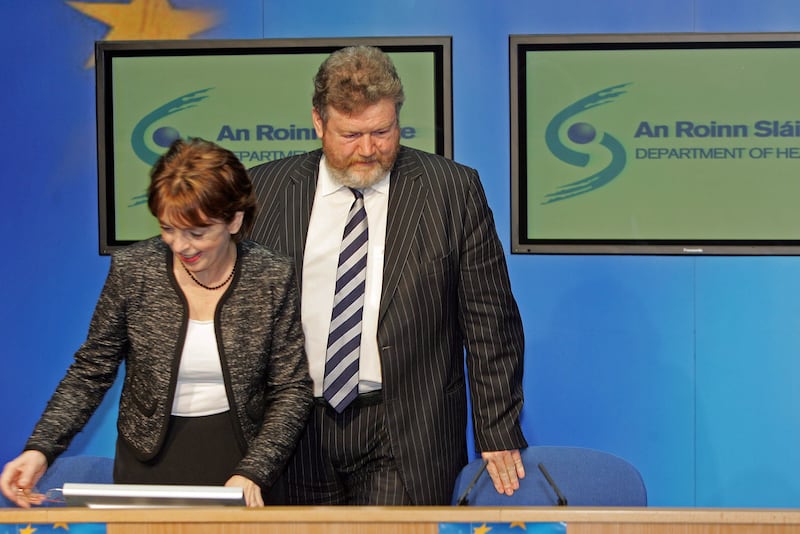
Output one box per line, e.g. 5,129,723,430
248,45,527,505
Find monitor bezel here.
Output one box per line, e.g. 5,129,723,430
510,32,800,255
95,36,453,255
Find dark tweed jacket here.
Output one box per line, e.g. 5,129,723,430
25,237,313,490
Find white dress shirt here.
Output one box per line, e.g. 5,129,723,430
301,157,389,396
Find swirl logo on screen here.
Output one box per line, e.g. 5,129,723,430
543,83,630,204
128,87,212,206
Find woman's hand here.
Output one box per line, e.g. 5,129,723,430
0,450,48,508
225,474,263,507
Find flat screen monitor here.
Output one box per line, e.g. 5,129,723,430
62,482,245,508
511,32,800,255
96,36,453,255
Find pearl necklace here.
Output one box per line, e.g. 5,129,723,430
180,259,235,291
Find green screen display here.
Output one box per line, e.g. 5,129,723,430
97,37,452,254
511,33,800,255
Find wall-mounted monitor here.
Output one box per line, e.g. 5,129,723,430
96,36,453,255
511,32,800,255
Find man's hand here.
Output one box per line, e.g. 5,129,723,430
481,449,525,496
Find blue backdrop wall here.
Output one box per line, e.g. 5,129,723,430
2,0,799,507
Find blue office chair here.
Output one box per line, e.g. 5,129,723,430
452,446,647,506
0,455,114,507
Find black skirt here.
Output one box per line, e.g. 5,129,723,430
113,411,287,503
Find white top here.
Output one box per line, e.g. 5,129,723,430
171,319,230,416
301,156,388,396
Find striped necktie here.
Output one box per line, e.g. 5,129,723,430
323,188,368,412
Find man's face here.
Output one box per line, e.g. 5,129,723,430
312,98,401,189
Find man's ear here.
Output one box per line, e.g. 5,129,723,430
312,108,325,139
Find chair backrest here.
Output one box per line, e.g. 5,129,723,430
451,446,647,506
0,455,114,507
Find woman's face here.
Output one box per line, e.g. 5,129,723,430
159,212,243,274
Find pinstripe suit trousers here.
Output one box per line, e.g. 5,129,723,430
286,401,413,505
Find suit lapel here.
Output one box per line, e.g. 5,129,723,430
284,153,320,291
380,148,426,324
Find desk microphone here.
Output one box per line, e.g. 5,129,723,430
456,459,488,506
537,462,568,506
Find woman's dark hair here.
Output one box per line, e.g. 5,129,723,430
147,138,256,242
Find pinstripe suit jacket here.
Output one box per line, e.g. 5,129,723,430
248,146,527,505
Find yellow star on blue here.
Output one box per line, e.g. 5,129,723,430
67,0,218,67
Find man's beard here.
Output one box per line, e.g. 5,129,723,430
323,148,399,189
